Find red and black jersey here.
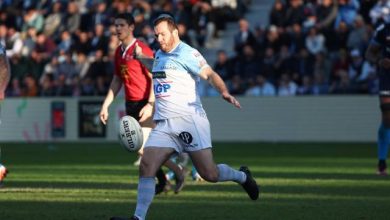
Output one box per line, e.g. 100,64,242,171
114,39,154,101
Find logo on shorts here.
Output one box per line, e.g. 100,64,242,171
179,132,193,144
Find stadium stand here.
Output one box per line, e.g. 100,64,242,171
0,0,388,97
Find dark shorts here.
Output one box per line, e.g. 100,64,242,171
379,69,390,96
125,100,148,122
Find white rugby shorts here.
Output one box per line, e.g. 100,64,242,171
144,114,212,153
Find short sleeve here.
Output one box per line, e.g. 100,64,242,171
184,49,209,76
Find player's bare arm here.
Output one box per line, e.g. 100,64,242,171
366,43,390,69
0,46,10,100
134,42,154,72
139,72,155,123
200,66,241,109
100,75,123,125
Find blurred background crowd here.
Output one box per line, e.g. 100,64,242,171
1,0,389,97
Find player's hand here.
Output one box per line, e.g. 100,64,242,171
139,102,153,123
134,42,143,58
221,92,241,109
379,58,390,69
99,107,109,125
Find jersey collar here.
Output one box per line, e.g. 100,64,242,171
121,38,137,59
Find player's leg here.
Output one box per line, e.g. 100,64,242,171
132,119,180,220
139,126,168,194
133,147,174,220
378,96,390,175
188,148,259,200
188,149,241,182
136,106,168,192
163,158,186,193
179,113,259,199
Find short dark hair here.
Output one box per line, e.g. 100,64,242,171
115,13,135,26
153,13,178,31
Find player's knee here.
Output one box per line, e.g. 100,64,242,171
198,169,218,183
139,158,156,177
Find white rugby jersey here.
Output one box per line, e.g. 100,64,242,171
152,41,209,120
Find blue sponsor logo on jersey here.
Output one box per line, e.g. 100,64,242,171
154,83,171,94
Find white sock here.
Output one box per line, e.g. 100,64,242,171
217,164,246,184
134,177,155,220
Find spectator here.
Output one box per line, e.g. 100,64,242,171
284,0,306,26
274,44,295,77
61,1,81,35
245,74,276,96
269,0,286,27
22,74,39,97
33,32,56,62
214,50,235,81
234,45,259,80
22,6,44,33
313,52,332,83
305,27,326,55
346,15,369,52
21,26,37,57
287,23,306,54
348,49,364,83
57,31,73,54
327,21,350,56
43,1,63,39
260,47,277,81
72,31,91,55
316,0,338,31
297,75,314,95
56,52,77,81
292,47,315,80
39,74,55,97
192,1,215,48
334,0,360,28
85,49,109,80
6,78,22,97
228,74,245,95
74,52,90,79
233,18,257,55
5,26,23,58
329,69,355,94
277,73,298,96
54,73,72,97
312,71,330,95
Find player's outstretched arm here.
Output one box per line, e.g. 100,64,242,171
134,42,154,72
0,45,10,100
200,66,241,109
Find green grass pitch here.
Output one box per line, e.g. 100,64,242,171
0,142,390,220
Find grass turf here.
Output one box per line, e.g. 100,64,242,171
0,142,389,220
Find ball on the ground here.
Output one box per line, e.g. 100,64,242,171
118,116,143,152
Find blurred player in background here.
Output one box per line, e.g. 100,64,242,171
110,13,259,220
365,11,390,175
99,13,185,194
0,43,11,185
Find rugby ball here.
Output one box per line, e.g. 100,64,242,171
118,116,143,152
